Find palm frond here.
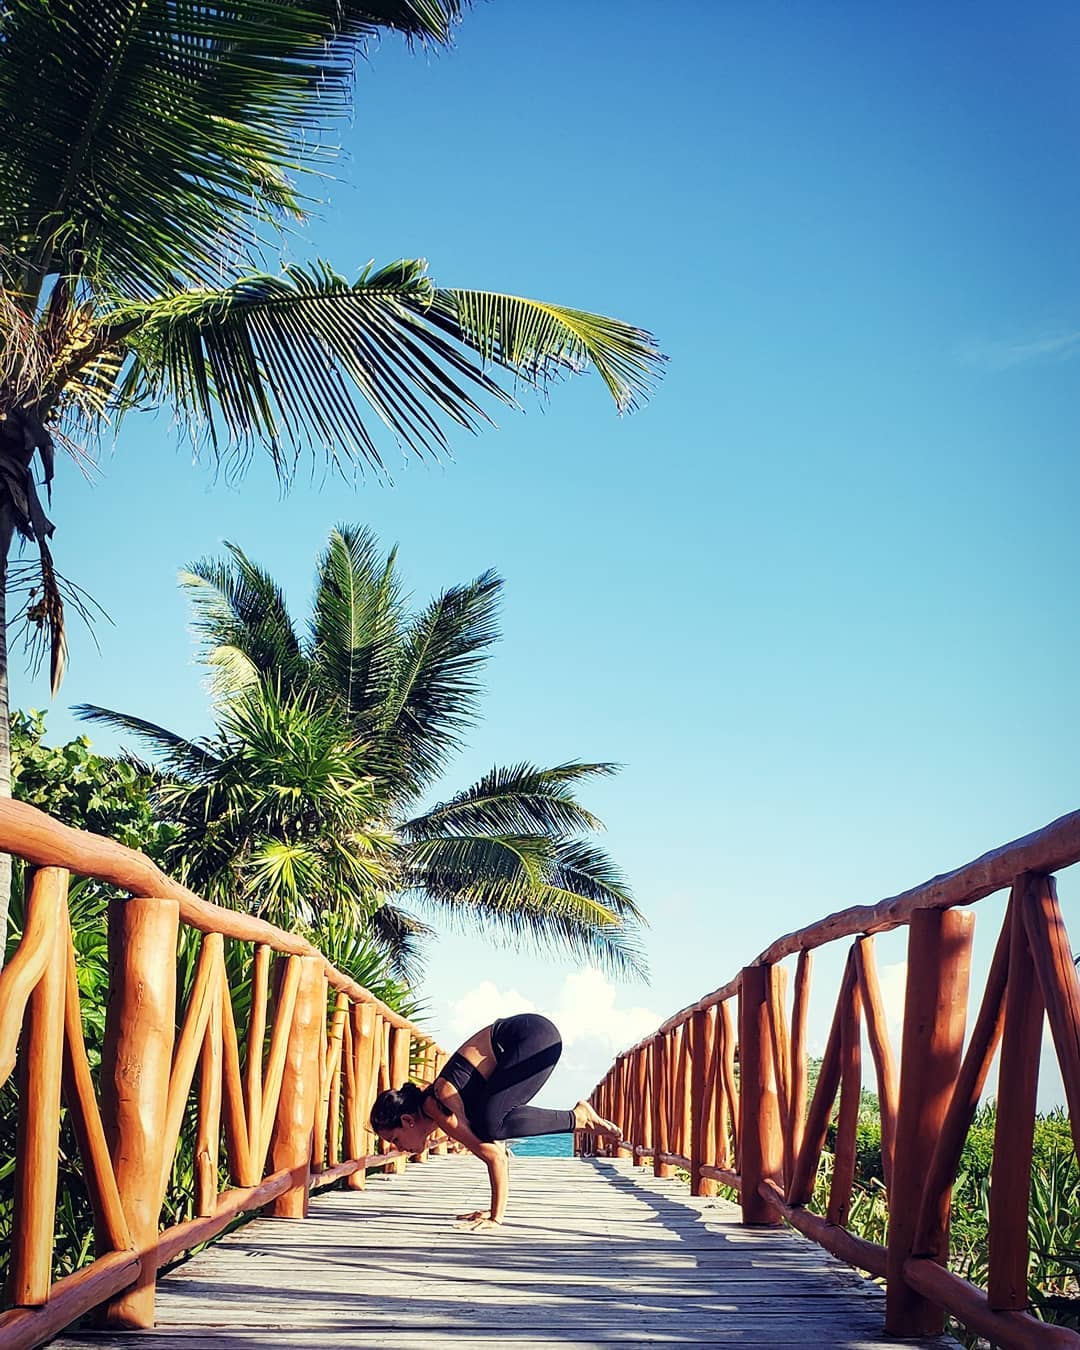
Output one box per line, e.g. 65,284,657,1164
400,762,618,841
404,830,646,977
546,839,643,922
180,543,306,697
427,289,666,414
405,833,554,891
73,704,221,779
382,569,502,794
311,524,404,724
121,261,511,474
410,876,646,980
366,902,434,984
120,259,663,478
0,3,465,300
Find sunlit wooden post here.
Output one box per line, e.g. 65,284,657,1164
651,1032,674,1177
346,1002,377,1189
8,868,68,1308
690,1006,717,1197
268,955,324,1219
738,965,782,1225
789,951,811,1171
885,907,974,1336
99,895,180,1329
674,1023,692,1160
323,992,348,1168
988,876,1044,1310
633,1046,650,1166
195,960,223,1216
615,1055,634,1159
432,1050,449,1156
413,1042,434,1162
388,1025,411,1174
597,1073,611,1156
378,1017,391,1093
719,998,740,1170
765,964,791,1189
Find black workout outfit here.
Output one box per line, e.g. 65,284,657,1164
424,1012,576,1143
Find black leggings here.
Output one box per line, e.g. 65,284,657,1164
474,1013,575,1142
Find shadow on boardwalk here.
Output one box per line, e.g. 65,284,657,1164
55,1156,959,1349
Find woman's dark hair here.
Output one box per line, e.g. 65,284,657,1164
370,1081,425,1133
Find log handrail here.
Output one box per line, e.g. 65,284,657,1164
0,799,455,1350
585,813,1080,1350
0,799,419,1031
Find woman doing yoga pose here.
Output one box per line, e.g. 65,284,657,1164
370,1013,621,1231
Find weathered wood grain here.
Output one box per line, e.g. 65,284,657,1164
53,1156,957,1349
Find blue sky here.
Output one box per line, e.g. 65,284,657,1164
21,2,1080,1105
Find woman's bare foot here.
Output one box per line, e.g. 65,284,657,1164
574,1100,622,1140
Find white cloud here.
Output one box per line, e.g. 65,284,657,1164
956,329,1080,370
552,968,659,1053
447,980,537,1037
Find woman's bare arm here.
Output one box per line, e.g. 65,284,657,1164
424,1088,508,1227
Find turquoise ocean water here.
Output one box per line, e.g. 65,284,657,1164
507,1133,573,1158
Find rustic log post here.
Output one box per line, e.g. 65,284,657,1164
651,1033,674,1177
614,1056,634,1159
719,999,740,1170
854,936,898,1193
267,954,323,1219
8,867,68,1307
674,1024,692,1160
244,943,271,1166
340,1008,357,1169
413,1042,435,1163
195,957,223,1217
738,965,782,1225
431,1049,449,1157
325,1003,347,1168
988,875,1044,1310
914,899,1011,1262
885,907,974,1336
633,1046,650,1166
218,971,254,1188
387,1025,411,1174
378,1016,391,1094
765,963,791,1186
315,991,347,1171
99,895,180,1329
1021,874,1080,1154
59,904,133,1259
787,954,850,1206
827,951,862,1228
690,1007,717,1196
345,1002,377,1189
789,951,811,1173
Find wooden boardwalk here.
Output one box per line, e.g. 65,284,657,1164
56,1156,958,1349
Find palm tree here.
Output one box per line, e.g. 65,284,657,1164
78,526,646,979
0,0,664,942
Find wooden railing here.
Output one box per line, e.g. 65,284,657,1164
0,799,453,1350
586,809,1080,1350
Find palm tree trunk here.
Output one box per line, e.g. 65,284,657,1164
0,506,16,968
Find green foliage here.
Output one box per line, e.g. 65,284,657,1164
77,526,647,980
10,708,173,855
0,708,420,1288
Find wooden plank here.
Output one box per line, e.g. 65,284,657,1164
51,1156,958,1350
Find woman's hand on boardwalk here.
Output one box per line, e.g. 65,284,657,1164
455,1209,491,1222
453,1216,502,1234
